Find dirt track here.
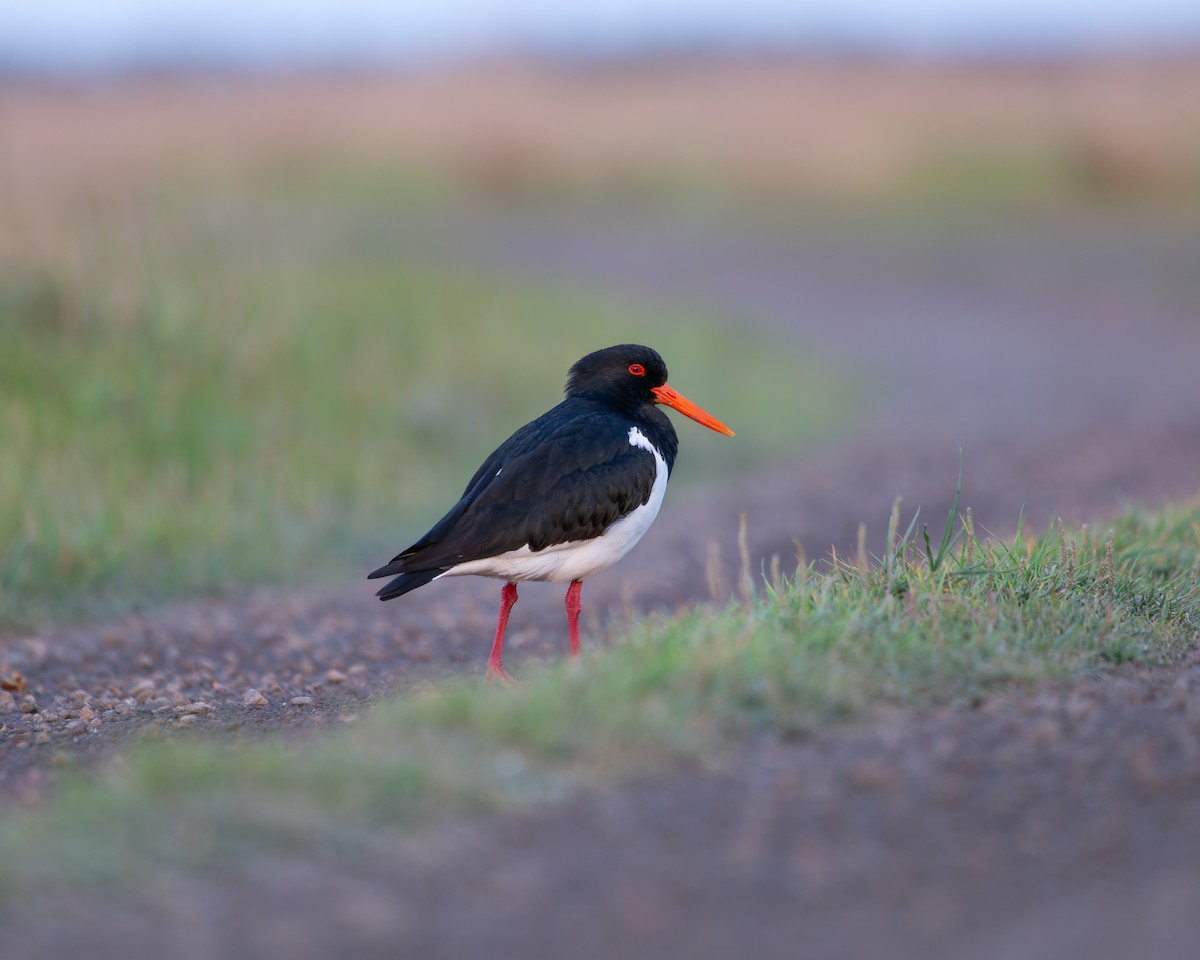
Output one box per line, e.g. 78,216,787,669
3,209,1200,957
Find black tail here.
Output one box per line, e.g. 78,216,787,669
371,567,444,601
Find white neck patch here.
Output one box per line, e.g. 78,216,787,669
627,426,659,460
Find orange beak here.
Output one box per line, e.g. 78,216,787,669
651,384,735,437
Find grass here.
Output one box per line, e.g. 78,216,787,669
3,81,1198,905
0,181,846,627
1,496,1196,895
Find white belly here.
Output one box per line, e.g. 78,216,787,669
442,427,669,584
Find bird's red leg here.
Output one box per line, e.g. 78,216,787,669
486,582,518,683
565,579,583,657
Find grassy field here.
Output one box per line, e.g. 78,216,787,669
4,58,1198,237
0,178,846,627
1,497,1197,894
5,57,1199,629
2,61,1199,928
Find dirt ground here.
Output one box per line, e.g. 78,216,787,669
3,207,1200,957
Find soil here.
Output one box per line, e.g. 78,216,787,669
3,208,1200,958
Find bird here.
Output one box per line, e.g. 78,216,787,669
368,344,734,681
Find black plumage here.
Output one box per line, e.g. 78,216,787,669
368,343,732,680
369,346,677,597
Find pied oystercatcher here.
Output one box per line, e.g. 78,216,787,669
368,344,734,681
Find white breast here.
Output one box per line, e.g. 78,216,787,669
443,426,669,584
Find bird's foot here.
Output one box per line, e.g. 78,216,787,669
484,659,516,685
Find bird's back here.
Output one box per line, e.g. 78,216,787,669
369,396,677,589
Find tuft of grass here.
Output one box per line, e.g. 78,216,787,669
0,182,845,627
0,499,1196,896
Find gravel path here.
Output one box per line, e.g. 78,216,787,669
3,209,1199,956
17,658,1200,960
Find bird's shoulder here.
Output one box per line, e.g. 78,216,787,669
461,398,640,499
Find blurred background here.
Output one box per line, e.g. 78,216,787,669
2,1,1199,625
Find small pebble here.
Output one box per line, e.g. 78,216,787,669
130,678,156,699
19,697,38,714
289,696,315,707
0,673,26,694
325,669,348,685
243,689,268,707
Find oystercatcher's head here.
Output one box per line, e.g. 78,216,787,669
566,344,735,436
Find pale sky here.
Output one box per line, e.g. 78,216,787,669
2,0,1199,72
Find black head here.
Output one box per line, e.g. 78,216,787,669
564,344,735,436
565,344,668,405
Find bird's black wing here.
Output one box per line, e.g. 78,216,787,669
368,401,659,578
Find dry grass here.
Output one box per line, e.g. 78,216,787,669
3,54,1200,262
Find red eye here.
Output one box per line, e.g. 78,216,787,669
628,363,646,377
